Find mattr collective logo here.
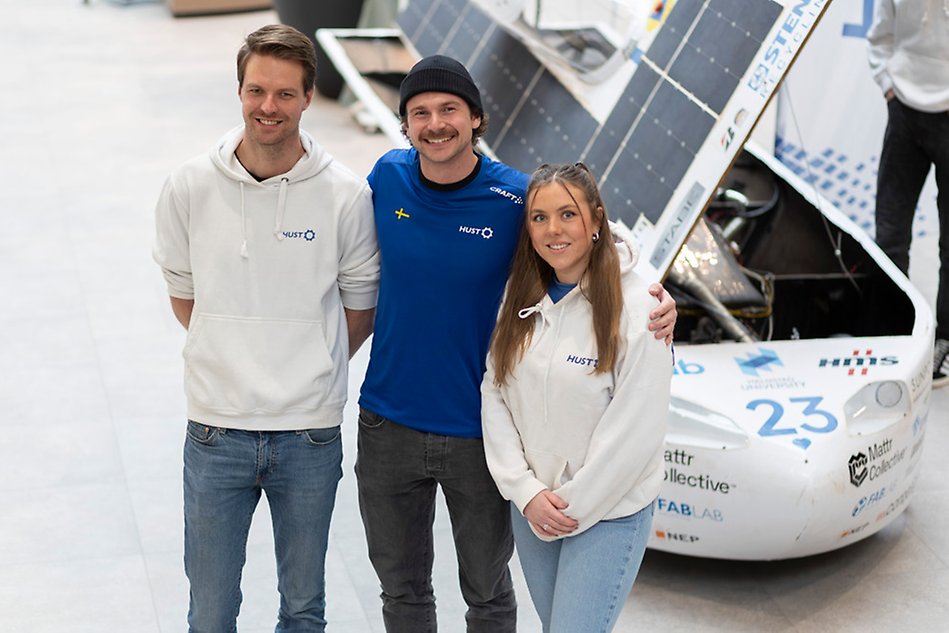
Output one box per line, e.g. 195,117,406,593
735,348,782,376
848,437,905,488
458,225,494,239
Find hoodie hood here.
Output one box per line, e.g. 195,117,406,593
208,125,334,258
609,220,640,277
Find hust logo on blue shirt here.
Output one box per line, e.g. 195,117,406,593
459,225,494,239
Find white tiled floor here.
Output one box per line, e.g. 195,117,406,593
2,1,947,631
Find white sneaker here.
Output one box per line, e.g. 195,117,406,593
933,339,949,388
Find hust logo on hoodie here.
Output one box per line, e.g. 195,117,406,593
282,229,317,241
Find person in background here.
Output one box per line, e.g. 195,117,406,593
868,0,949,385
153,25,379,632
355,55,677,633
481,162,672,632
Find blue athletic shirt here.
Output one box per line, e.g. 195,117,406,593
360,148,528,438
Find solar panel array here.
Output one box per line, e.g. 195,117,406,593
398,0,782,227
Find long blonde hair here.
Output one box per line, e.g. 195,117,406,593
490,163,622,385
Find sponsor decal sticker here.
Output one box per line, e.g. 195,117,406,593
818,349,898,376
852,485,887,517
656,497,724,522
848,437,905,488
672,359,705,376
654,529,700,544
735,348,783,377
839,522,870,540
663,449,734,494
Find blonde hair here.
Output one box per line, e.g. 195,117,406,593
490,163,622,385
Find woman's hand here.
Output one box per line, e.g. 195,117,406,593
647,282,677,345
524,490,579,537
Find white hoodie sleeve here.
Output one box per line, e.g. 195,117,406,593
867,0,895,96
481,352,550,512
152,174,194,300
551,313,672,538
336,184,380,311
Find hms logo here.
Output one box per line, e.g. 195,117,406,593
394,208,410,220
459,225,494,239
489,186,523,205
735,348,782,376
819,349,898,376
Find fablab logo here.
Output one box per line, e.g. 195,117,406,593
818,349,898,376
459,225,494,239
281,229,316,241
735,348,782,377
656,498,724,522
852,485,888,518
489,186,523,205
672,359,705,376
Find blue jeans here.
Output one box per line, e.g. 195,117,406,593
183,420,343,633
512,502,654,633
354,408,517,633
875,98,949,338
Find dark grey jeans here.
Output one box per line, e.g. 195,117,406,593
875,97,949,338
355,408,516,633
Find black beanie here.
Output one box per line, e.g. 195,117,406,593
398,55,483,116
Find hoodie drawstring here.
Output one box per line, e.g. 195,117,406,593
518,304,543,319
274,177,289,240
239,181,248,259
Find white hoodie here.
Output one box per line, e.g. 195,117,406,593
153,125,379,430
867,0,949,112
481,226,671,541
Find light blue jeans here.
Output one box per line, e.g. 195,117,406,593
511,502,654,633
183,420,343,633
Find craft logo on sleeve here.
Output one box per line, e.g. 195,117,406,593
489,186,523,205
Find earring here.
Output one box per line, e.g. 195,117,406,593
592,232,600,243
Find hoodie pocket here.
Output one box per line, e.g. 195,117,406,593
184,313,337,415
524,449,570,490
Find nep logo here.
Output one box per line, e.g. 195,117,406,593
735,348,782,377
458,225,494,239
282,229,316,241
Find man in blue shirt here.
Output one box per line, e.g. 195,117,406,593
355,55,677,632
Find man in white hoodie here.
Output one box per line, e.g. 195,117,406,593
153,25,379,633
868,0,949,385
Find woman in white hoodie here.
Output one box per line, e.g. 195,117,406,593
481,163,672,632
